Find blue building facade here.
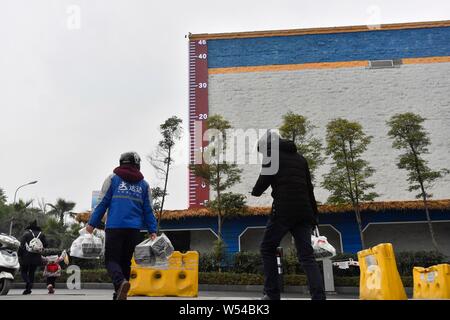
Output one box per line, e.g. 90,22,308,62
161,208,450,254
183,21,450,256
207,26,450,69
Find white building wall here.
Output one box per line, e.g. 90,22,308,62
208,63,450,206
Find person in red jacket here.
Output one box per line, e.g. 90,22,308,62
41,250,68,294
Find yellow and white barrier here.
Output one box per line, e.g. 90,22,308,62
128,251,199,297
413,264,450,299
358,243,407,300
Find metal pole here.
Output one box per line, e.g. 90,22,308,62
322,258,335,293
276,247,284,293
9,218,13,236
10,181,38,235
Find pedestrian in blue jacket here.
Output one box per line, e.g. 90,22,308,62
86,152,157,300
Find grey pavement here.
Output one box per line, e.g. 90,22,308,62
0,289,358,300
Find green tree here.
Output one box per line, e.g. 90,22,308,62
0,188,7,205
387,113,449,252
207,193,245,272
148,116,183,232
190,115,244,257
0,204,13,234
279,112,324,183
43,218,82,249
7,200,47,237
47,198,76,225
207,191,246,252
322,118,378,249
150,186,165,214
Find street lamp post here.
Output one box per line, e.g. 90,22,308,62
9,180,38,235
13,181,38,204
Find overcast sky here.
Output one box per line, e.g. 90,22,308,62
0,0,449,212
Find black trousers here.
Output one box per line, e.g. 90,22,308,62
105,228,142,291
46,277,56,287
20,264,37,291
260,215,326,300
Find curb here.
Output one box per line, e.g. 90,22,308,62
13,282,353,293
12,283,413,296
13,282,114,290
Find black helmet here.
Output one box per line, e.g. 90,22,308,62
119,152,141,169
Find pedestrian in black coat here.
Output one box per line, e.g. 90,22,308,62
251,134,326,300
18,220,47,295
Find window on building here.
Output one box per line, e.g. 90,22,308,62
368,59,402,69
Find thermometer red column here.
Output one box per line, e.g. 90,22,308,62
188,39,209,208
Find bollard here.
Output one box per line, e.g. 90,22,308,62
276,247,284,293
322,258,335,293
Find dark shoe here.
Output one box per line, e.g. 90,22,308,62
47,284,55,294
113,292,117,300
116,280,130,300
22,289,32,295
261,294,280,300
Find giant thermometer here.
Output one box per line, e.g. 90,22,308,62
188,39,209,208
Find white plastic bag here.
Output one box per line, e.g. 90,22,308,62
134,238,156,266
311,227,336,260
134,233,174,267
151,233,174,258
70,227,104,259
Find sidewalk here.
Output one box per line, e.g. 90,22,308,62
1,288,359,300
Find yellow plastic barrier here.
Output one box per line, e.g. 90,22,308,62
358,243,407,300
413,264,450,299
128,251,199,297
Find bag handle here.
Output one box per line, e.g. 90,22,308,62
136,238,152,246
313,226,320,237
29,230,41,239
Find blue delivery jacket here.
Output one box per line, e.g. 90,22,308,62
88,174,157,233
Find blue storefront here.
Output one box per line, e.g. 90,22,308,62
161,201,450,255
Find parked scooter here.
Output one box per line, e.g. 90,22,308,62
0,233,20,295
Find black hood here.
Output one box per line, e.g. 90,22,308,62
279,139,297,153
257,131,297,153
25,220,41,231
260,138,297,153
